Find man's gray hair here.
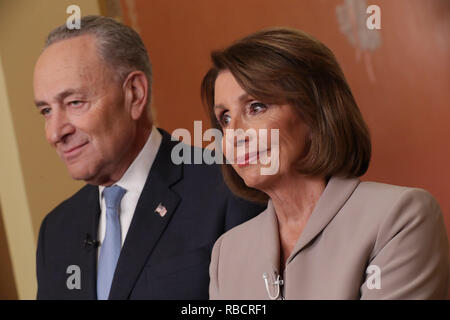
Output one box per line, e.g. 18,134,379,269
45,15,153,107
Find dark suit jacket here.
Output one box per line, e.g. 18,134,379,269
36,129,265,299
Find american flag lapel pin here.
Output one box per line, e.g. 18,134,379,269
155,203,167,217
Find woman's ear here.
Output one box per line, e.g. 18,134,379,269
122,71,148,120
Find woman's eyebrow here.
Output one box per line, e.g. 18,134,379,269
238,93,252,104
214,93,253,110
213,104,225,110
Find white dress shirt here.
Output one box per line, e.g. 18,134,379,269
98,126,162,251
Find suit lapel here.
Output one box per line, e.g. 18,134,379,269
108,130,182,299
75,185,100,299
259,201,281,273
287,176,360,263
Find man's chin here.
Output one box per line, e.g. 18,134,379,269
66,165,96,183
68,172,94,183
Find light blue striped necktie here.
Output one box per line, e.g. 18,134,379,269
97,185,126,300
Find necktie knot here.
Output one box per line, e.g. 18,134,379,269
103,185,126,210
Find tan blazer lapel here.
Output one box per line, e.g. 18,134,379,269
256,201,285,299
259,200,281,274
287,176,360,263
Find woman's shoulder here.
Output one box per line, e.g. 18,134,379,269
355,180,440,213
324,178,444,246
347,180,443,236
357,180,432,195
348,181,448,299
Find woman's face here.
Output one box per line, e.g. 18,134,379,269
214,70,310,190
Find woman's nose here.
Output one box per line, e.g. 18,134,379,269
224,117,248,146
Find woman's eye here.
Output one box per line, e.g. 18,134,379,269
249,102,267,114
217,112,231,127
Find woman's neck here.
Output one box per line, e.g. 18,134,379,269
264,174,326,225
263,173,327,268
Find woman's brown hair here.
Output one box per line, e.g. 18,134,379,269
201,27,371,203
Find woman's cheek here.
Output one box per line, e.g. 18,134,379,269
222,134,234,163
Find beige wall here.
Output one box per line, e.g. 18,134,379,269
0,48,36,300
0,203,18,299
0,0,101,300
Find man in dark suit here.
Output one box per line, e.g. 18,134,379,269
33,16,264,299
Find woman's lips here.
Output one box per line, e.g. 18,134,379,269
237,149,268,168
61,142,89,161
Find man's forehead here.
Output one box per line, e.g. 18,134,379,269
33,34,110,99
36,35,101,71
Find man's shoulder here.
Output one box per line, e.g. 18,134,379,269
161,134,227,189
173,157,230,204
182,150,223,180
44,184,97,225
158,128,224,182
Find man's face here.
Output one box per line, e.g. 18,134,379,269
33,35,137,185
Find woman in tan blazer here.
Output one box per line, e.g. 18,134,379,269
201,27,449,299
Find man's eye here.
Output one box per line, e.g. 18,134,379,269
249,102,267,114
40,107,51,116
68,100,83,107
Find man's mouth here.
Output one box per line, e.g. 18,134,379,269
60,142,89,161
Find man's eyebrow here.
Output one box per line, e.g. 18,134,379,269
213,93,252,110
34,100,47,108
34,89,81,108
56,89,79,101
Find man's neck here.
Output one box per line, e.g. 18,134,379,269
91,124,152,186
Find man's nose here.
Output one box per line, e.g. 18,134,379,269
45,109,75,146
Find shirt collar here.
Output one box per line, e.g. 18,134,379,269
99,126,162,197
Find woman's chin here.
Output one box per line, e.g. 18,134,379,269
238,166,275,190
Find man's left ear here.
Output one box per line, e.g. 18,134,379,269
123,71,148,120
